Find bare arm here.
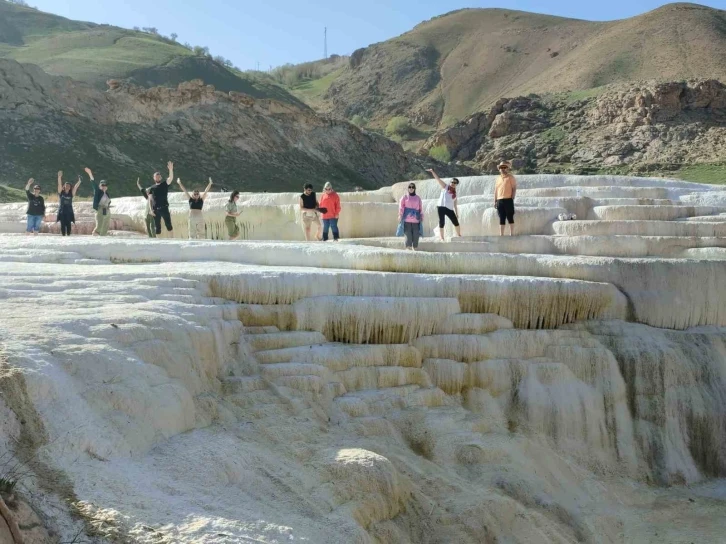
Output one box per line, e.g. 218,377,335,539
511,176,517,201
149,193,155,215
166,161,174,184
57,171,63,194
299,197,304,211
426,168,447,189
201,178,213,200
73,175,82,196
177,178,191,199
25,178,34,191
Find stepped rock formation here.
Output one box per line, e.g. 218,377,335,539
422,79,726,176
0,58,465,194
0,173,725,542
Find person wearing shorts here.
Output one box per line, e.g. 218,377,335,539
299,183,321,241
225,191,241,240
494,160,517,236
426,168,461,240
24,178,45,235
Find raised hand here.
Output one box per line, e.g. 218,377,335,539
176,178,182,185
167,161,174,172
136,177,141,189
26,178,34,189
58,170,63,178
84,167,93,176
208,177,213,185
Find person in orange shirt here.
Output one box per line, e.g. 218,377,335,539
494,160,517,236
319,181,342,241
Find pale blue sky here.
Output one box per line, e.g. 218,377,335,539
31,0,726,70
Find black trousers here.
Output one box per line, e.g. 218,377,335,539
60,217,73,236
154,206,173,234
437,206,459,228
496,198,515,225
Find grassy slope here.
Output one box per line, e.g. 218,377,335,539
287,3,726,123
0,1,300,103
0,184,25,202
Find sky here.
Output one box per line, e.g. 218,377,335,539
29,0,726,70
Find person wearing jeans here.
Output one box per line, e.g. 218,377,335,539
398,182,424,250
24,178,45,235
148,162,174,235
318,181,341,241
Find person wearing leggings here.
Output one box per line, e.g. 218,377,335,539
494,160,517,236
427,168,461,240
56,170,82,236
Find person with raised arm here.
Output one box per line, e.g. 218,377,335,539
494,160,517,236
177,177,213,239
56,170,82,236
225,190,242,241
426,168,461,241
84,167,111,236
24,178,45,235
148,161,174,235
136,177,156,238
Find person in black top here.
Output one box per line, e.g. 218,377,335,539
299,183,321,241
148,161,174,235
24,178,45,235
177,177,213,239
56,170,82,236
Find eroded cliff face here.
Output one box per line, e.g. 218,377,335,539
423,79,726,175
0,58,417,192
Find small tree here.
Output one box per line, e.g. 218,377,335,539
170,32,178,42
133,26,141,31
9,0,30,5
193,45,210,56
428,145,451,163
385,116,411,137
182,42,193,50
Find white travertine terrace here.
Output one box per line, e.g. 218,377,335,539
0,174,725,543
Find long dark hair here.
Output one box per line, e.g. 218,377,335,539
229,190,239,202
407,182,417,196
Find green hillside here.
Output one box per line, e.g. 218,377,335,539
0,0,300,103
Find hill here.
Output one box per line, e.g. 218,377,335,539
0,0,299,104
0,58,466,196
421,79,726,182
301,3,726,127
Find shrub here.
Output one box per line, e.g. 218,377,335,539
350,114,368,128
428,145,451,163
385,116,411,137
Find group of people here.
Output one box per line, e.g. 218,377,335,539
23,160,518,244
396,161,517,249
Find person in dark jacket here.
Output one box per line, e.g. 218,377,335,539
24,178,45,235
299,183,321,241
56,170,82,236
148,162,175,235
84,167,112,236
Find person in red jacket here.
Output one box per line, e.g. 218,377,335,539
319,182,342,241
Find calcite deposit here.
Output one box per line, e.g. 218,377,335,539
0,174,725,543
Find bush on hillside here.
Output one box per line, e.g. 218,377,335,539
428,144,451,163
385,116,411,137
350,114,368,128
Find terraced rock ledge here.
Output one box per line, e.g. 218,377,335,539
0,174,725,543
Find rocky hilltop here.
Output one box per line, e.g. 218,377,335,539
0,59,462,194
317,4,726,125
422,79,726,177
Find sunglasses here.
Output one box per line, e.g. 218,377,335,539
451,182,459,185
408,186,415,189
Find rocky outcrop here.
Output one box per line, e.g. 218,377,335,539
422,79,726,175
0,59,464,194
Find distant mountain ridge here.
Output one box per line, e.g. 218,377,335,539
311,3,726,126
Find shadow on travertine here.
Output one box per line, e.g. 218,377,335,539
0,173,725,543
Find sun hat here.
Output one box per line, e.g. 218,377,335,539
100,180,108,186
498,160,512,169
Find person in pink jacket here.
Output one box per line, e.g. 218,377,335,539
319,182,342,241
398,182,424,250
